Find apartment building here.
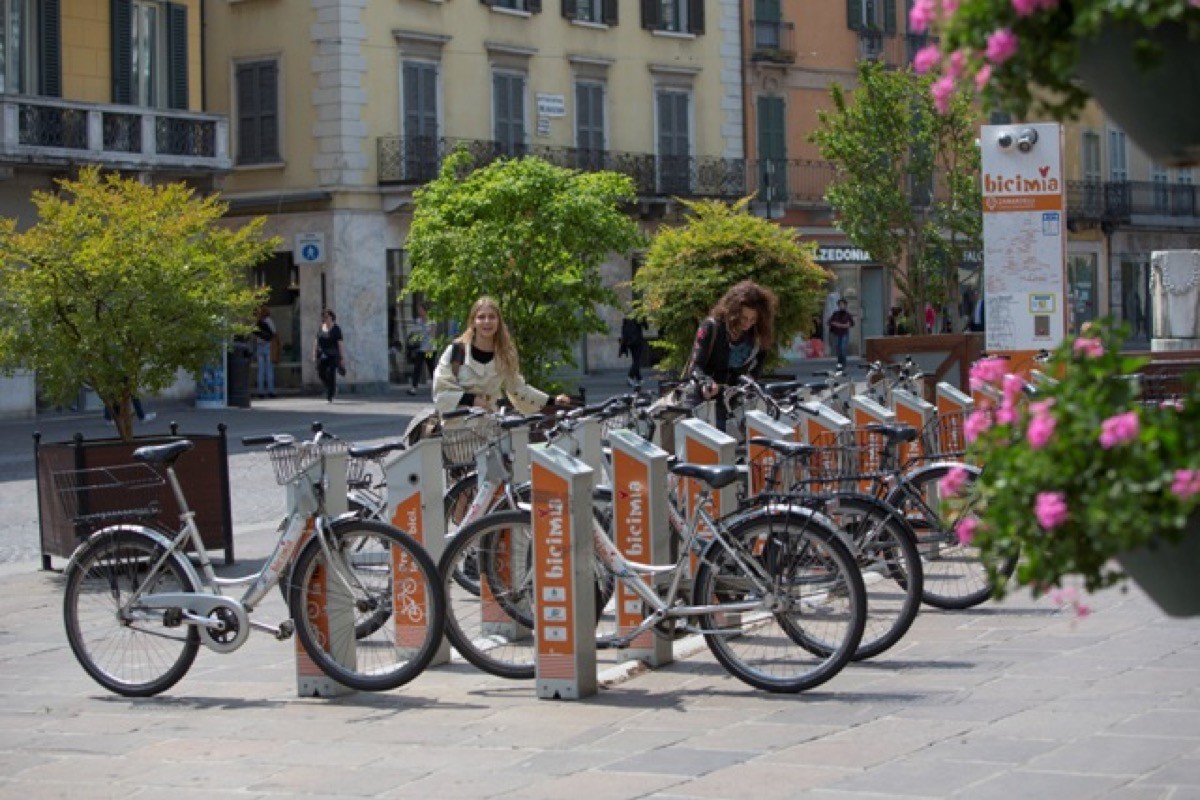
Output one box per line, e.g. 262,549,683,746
0,0,229,415
204,0,745,390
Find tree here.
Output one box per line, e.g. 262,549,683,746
0,168,277,440
405,151,645,387
631,198,830,374
811,60,982,332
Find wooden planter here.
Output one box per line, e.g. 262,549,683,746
864,333,984,400
34,425,235,570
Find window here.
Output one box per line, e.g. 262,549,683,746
1151,162,1169,214
575,81,605,170
656,89,690,194
641,0,704,34
1081,130,1101,217
847,0,896,32
112,0,186,109
757,95,787,207
493,71,526,157
753,0,781,49
563,0,616,24
236,59,279,165
402,61,439,181
0,0,58,97
484,0,542,12
1108,128,1127,182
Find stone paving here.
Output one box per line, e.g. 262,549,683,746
0,373,1197,799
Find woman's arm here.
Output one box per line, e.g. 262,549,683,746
503,372,552,415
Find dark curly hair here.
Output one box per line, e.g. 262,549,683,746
711,280,779,349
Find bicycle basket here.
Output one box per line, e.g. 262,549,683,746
439,415,504,471
798,428,889,491
53,463,165,526
267,439,351,485
923,410,968,461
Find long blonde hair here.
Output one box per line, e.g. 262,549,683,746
456,296,519,380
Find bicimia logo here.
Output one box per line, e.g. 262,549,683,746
983,171,1060,195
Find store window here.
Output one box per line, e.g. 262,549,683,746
1067,254,1098,335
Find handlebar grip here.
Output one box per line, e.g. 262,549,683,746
242,434,280,446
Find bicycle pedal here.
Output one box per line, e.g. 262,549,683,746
276,620,295,640
596,637,628,650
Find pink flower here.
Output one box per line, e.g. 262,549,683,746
1170,469,1200,500
974,64,993,92
1029,399,1055,417
1035,491,1068,529
931,75,955,114
913,44,941,74
1073,337,1104,358
1002,373,1025,402
1099,411,1139,449
939,465,970,496
986,29,1019,65
941,0,960,14
970,357,1009,387
909,0,936,32
955,515,979,545
964,408,993,443
947,50,967,80
1011,0,1039,16
995,401,1017,426
1026,412,1056,449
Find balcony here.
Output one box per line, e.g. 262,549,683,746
749,18,796,65
1067,180,1199,228
856,30,909,66
0,96,231,173
745,158,838,208
377,136,747,199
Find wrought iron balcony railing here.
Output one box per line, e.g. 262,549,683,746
1067,180,1199,226
377,136,748,199
0,96,230,172
749,18,796,64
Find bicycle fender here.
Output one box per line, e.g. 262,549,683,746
65,524,205,591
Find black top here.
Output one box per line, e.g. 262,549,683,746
447,342,496,407
686,317,764,387
316,324,343,361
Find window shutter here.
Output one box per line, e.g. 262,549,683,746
562,0,577,18
884,0,896,33
846,0,863,30
167,3,189,110
479,0,495,6
602,0,618,24
528,0,542,12
111,0,132,104
687,0,705,33
38,0,61,97
236,64,257,162
260,62,278,161
641,0,660,30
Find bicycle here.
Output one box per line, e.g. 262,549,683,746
60,431,446,697
439,454,868,693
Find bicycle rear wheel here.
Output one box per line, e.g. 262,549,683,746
63,528,200,697
692,511,866,693
290,519,445,692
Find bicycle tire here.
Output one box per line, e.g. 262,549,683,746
63,528,200,697
692,510,866,693
289,518,445,692
886,464,1016,610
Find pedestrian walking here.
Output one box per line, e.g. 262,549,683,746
407,305,436,396
252,305,277,398
828,298,855,369
314,308,347,402
619,316,647,388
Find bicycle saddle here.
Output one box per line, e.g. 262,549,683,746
864,423,919,443
132,439,194,466
748,437,815,459
670,463,742,490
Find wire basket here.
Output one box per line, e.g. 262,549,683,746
921,410,968,461
599,408,638,442
439,415,504,471
795,427,891,492
53,463,165,526
267,439,350,485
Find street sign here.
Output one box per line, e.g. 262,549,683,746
295,232,325,265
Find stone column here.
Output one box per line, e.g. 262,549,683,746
1150,250,1200,353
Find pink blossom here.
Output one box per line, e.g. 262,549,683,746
974,64,993,92
964,408,993,443
909,0,936,32
913,44,941,74
1002,373,1025,402
1029,399,1055,417
1073,337,1104,358
1170,469,1200,500
1099,411,1139,449
1011,0,1039,16
931,75,955,114
955,515,979,545
970,357,1009,387
1075,602,1092,618
947,50,967,80
995,401,1017,426
985,29,1019,65
1035,491,1068,529
1027,412,1056,449
941,0,960,14
939,465,970,496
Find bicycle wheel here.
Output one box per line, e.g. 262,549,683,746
289,518,445,692
443,473,531,595
692,511,866,693
824,495,923,661
887,464,1016,610
63,528,200,697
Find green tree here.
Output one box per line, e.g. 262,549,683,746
811,61,982,331
0,168,277,440
405,151,645,387
632,198,830,374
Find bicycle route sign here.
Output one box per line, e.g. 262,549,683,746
295,232,325,265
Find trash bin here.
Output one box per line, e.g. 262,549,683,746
226,344,252,409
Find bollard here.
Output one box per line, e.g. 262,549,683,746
530,444,597,700
608,429,673,667
744,410,798,497
892,388,936,463
675,418,737,576
509,425,532,485
382,438,450,666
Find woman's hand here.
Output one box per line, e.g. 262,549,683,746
473,394,493,410
701,381,720,400
554,394,573,407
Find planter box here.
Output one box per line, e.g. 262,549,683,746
864,333,984,400
35,428,235,570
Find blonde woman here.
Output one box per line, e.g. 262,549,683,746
432,296,571,415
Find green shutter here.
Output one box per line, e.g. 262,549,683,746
38,0,61,97
884,0,896,33
687,0,704,33
602,0,618,24
528,0,542,12
641,0,660,30
111,0,132,104
167,3,188,110
755,0,780,22
562,0,577,18
847,0,863,30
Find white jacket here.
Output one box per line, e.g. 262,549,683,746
432,344,548,415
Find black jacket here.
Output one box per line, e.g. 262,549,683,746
685,317,765,387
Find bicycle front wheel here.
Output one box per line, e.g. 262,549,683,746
693,511,866,693
63,528,200,697
289,519,445,692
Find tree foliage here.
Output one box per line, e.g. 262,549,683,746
632,198,830,374
0,167,277,439
811,61,982,329
405,151,645,387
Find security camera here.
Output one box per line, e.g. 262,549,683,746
997,131,1014,150
1016,128,1039,153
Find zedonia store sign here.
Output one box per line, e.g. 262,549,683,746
980,122,1067,354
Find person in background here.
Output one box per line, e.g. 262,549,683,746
432,296,572,414
314,308,346,402
886,306,908,336
828,298,855,369
252,305,277,399
407,305,437,396
619,315,647,388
